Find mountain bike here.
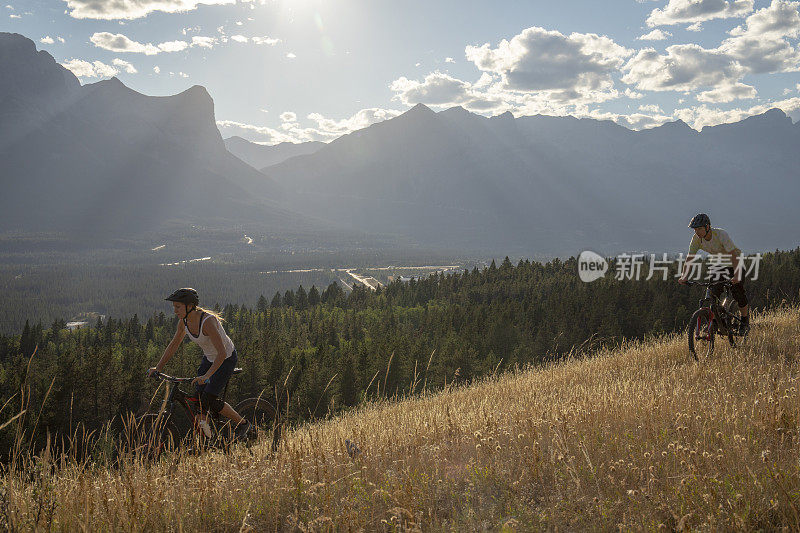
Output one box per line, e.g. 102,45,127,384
685,280,748,360
127,367,281,459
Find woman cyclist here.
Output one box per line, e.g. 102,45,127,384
148,288,253,440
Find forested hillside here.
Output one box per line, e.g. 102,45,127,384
1,248,799,456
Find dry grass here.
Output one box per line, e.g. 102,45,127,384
3,305,800,531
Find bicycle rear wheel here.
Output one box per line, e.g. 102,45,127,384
688,308,715,361
235,397,282,451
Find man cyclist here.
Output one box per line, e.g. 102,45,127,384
678,213,750,335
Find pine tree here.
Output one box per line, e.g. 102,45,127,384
271,292,283,308
257,294,269,313
308,285,320,307
296,285,308,310
283,290,295,308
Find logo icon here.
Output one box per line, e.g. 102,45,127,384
578,250,608,282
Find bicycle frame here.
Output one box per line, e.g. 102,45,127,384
690,281,742,338
150,368,242,439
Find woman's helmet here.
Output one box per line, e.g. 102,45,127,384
688,213,710,229
165,288,199,306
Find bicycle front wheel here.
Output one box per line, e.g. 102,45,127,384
129,413,180,460
235,397,281,450
688,308,715,361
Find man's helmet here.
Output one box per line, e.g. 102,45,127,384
165,288,199,306
688,213,710,229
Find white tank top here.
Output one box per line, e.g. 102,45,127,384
185,312,235,362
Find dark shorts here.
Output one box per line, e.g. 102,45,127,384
709,267,748,308
195,350,238,397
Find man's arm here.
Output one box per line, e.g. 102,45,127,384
731,248,743,283
679,234,702,283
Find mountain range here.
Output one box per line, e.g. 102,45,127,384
258,104,800,254
224,136,323,170
3,31,798,256
0,32,306,242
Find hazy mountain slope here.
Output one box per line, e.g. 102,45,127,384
261,104,800,254
0,33,297,240
224,136,323,169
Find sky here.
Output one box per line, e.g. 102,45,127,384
4,0,800,144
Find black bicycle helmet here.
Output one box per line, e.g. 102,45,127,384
688,213,710,229
165,288,199,306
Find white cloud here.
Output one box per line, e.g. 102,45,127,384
646,0,753,27
217,107,401,144
624,88,645,99
286,52,296,58
719,1,800,73
179,72,188,78
57,36,65,43
673,97,800,129
64,0,235,20
464,26,632,102
191,35,217,48
583,108,675,130
390,71,507,112
445,57,455,63
638,29,672,40
280,111,297,122
90,32,162,55
696,82,756,102
252,36,280,45
90,32,204,54
307,108,402,135
718,35,800,74
112,58,137,74
686,21,704,31
153,65,160,73
40,36,54,44
231,35,249,43
158,40,189,53
728,0,800,39
9,13,19,18
4,5,12,9
622,44,744,92
61,58,118,79
624,2,800,100
638,103,663,113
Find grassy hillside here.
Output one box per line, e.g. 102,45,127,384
3,306,800,531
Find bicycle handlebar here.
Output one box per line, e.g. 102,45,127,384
149,367,244,383
684,280,733,287
150,371,195,383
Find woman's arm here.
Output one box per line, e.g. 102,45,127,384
150,321,186,374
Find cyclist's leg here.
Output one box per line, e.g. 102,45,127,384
202,352,244,425
194,357,213,425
